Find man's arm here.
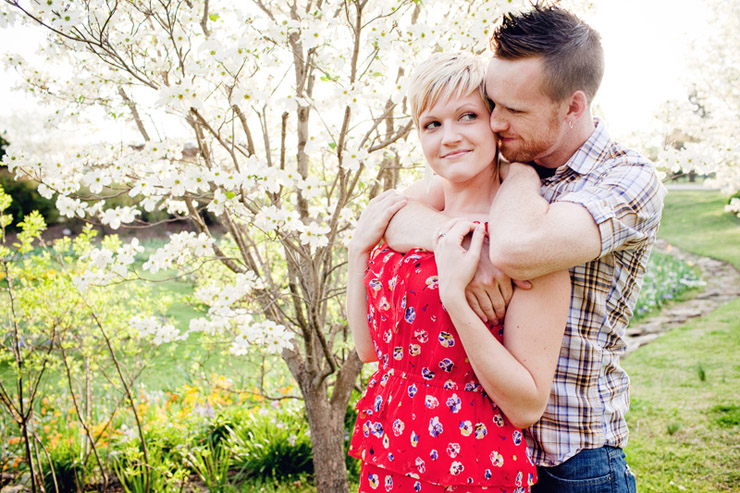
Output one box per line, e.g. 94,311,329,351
383,198,449,252
385,176,527,324
384,176,446,253
488,163,601,280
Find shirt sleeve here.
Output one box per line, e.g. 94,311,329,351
558,160,667,257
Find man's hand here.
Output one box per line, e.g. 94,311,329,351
459,231,531,324
349,190,407,256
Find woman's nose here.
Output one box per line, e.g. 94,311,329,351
441,124,461,144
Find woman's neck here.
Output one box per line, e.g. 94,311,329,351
442,174,500,220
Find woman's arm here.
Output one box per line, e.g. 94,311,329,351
347,249,377,363
347,191,407,363
435,219,570,429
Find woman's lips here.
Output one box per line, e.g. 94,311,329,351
441,150,471,159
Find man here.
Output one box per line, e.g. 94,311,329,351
383,4,666,492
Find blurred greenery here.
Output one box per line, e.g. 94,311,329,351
658,190,740,269
624,189,740,492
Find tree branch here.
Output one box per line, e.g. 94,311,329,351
118,86,151,142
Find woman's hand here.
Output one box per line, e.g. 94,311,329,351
433,218,486,304
349,190,407,256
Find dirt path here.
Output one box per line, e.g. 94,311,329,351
624,239,740,356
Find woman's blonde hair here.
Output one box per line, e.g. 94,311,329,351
408,52,492,128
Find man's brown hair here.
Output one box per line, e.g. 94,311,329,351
489,3,604,105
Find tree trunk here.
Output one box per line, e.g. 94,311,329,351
304,390,351,493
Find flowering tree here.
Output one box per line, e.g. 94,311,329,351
1,0,543,489
642,0,740,197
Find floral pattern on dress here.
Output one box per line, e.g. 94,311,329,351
349,246,536,490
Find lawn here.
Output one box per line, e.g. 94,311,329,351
657,189,740,268
623,189,740,492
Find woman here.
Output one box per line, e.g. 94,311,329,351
346,53,570,492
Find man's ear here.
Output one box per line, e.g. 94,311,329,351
565,90,588,121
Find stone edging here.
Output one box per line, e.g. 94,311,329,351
624,239,740,357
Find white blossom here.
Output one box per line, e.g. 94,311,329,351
56,195,87,218
99,206,140,230
130,316,182,345
298,222,330,253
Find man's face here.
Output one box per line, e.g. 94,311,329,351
486,56,567,167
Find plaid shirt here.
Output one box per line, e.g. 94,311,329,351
527,119,666,466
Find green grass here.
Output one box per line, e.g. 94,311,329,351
623,189,740,492
658,190,740,269
623,299,740,492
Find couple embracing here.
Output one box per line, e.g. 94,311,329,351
347,4,665,493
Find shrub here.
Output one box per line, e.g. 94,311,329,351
0,170,59,229
229,406,313,481
110,427,190,493
43,442,86,493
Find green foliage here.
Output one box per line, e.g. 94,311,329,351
110,425,190,493
229,407,314,481
0,170,59,229
633,250,704,320
111,440,185,493
0,189,175,491
665,422,680,435
344,401,361,482
185,440,234,492
43,441,86,493
696,363,707,382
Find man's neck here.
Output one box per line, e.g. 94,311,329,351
535,116,596,169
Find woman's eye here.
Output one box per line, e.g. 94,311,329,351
461,112,477,121
423,121,440,130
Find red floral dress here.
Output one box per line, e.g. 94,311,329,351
349,246,536,491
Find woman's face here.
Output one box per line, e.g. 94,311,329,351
417,92,497,187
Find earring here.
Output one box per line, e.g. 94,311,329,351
568,121,574,129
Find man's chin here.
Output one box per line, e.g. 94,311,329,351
500,148,532,164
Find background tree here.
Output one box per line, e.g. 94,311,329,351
1,0,560,490
642,0,740,196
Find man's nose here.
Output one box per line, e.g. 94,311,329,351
489,109,507,133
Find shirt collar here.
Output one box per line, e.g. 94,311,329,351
562,118,610,175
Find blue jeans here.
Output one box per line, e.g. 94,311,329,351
532,446,636,493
